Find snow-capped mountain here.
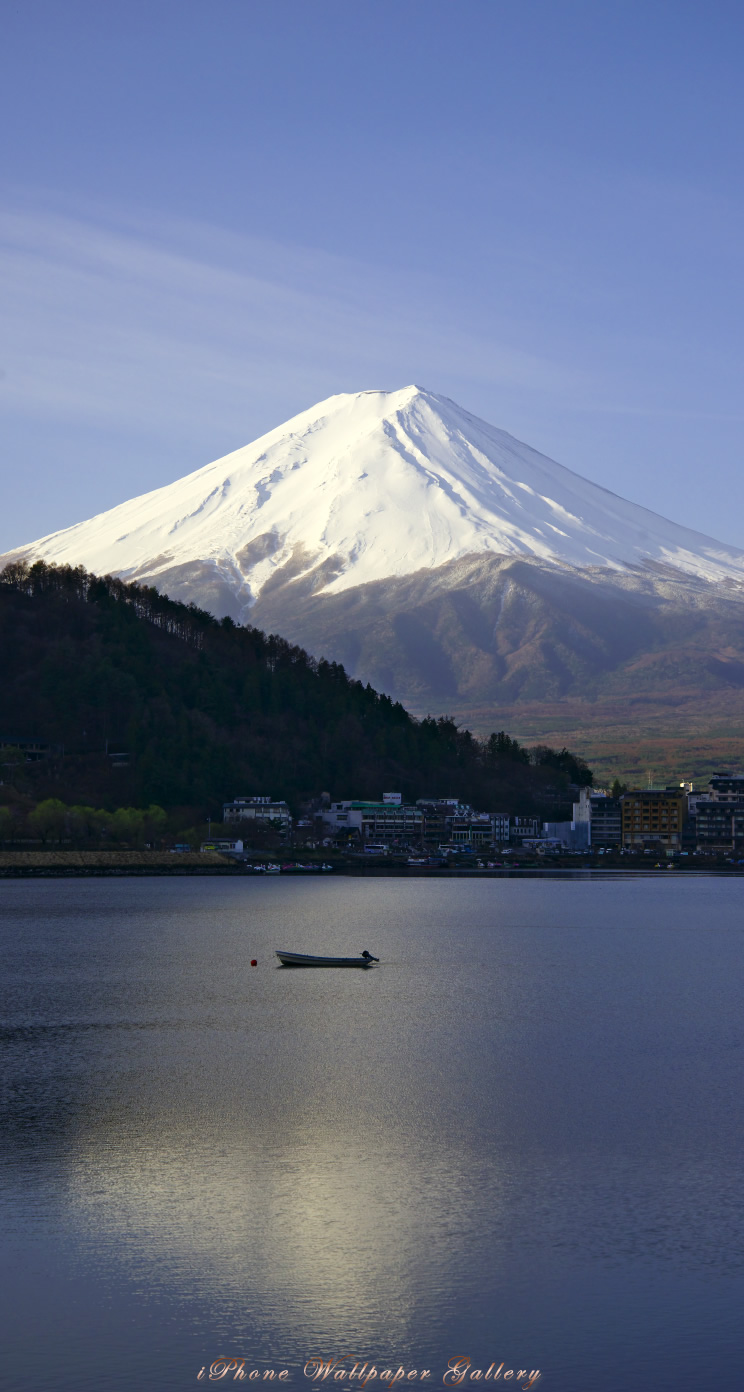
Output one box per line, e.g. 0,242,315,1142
5,386,744,613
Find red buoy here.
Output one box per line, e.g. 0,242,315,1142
250,959,257,967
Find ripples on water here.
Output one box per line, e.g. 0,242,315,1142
1,876,743,1392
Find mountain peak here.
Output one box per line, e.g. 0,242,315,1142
5,387,744,620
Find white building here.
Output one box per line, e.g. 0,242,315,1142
572,787,594,823
322,798,423,841
451,813,494,846
543,820,590,850
223,796,292,830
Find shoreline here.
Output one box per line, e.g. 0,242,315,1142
0,852,741,879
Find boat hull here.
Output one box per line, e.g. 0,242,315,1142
275,951,376,968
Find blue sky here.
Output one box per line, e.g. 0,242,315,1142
2,0,744,550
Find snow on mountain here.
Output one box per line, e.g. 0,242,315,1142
6,385,744,612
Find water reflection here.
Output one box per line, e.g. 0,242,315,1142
2,876,744,1392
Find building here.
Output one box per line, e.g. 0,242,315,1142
688,773,744,852
684,789,705,849
324,796,511,848
450,813,494,847
620,788,686,850
512,816,542,843
589,796,622,848
322,797,423,842
572,787,593,824
706,773,744,802
0,735,63,761
322,801,364,836
360,799,423,841
223,797,292,831
695,801,744,853
543,820,590,850
570,788,621,848
416,798,462,843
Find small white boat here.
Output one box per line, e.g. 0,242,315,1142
275,950,379,968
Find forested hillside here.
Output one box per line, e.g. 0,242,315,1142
0,562,591,820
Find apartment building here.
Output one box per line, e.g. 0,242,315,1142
620,788,685,849
589,796,622,848
695,801,744,852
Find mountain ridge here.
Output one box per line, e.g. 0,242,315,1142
5,386,744,610
248,550,744,703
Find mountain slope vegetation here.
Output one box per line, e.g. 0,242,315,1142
0,562,591,819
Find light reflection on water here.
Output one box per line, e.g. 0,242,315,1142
1,875,744,1391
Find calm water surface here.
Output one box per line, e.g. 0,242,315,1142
1,875,743,1392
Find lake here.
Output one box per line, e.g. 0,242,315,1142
1,875,742,1392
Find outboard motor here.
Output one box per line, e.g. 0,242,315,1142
361,950,379,962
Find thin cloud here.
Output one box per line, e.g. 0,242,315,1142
0,202,585,444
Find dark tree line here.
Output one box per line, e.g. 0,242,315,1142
0,561,592,816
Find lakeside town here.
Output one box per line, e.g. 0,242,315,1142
205,773,744,866
5,740,744,872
